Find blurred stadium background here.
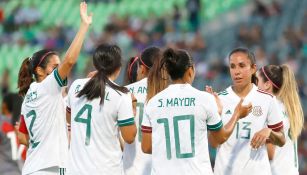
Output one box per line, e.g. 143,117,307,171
0,0,307,174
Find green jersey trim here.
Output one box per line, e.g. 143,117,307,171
118,117,135,127
207,120,223,131
54,69,67,87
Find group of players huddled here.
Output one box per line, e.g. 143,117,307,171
13,2,304,175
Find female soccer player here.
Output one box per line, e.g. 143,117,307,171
213,48,286,175
141,48,252,175
17,2,92,175
256,65,304,175
123,46,161,175
123,56,139,85
66,44,136,175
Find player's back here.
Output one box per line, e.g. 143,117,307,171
21,69,68,175
67,78,133,175
144,84,220,175
124,78,151,175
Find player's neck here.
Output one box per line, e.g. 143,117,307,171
232,83,253,98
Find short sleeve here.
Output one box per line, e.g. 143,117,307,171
41,68,67,95
66,82,75,114
19,115,29,135
267,97,283,132
117,93,135,127
205,94,223,131
141,104,152,133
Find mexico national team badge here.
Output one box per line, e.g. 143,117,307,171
252,106,263,116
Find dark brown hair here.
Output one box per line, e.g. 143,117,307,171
18,49,57,96
77,44,129,104
228,47,257,84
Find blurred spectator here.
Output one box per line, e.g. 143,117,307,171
172,4,181,33
0,93,25,175
254,46,268,68
15,5,41,27
253,0,270,18
0,7,4,23
186,0,201,32
1,69,10,97
3,5,20,33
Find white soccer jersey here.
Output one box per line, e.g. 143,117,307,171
66,78,135,175
20,69,69,175
123,78,151,175
270,100,299,175
214,85,284,175
142,84,223,175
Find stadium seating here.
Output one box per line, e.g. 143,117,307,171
1,0,248,93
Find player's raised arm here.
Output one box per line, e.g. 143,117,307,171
57,1,92,80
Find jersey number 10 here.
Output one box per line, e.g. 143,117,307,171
157,115,195,160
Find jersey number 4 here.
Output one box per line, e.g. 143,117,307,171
157,115,195,160
75,104,92,146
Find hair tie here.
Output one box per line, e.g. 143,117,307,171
128,57,139,80
261,67,280,89
139,56,150,69
37,51,54,67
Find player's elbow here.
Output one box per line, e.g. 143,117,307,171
124,134,136,144
276,137,285,147
275,131,286,147
121,125,137,144
17,133,29,147
141,143,152,154
141,132,152,154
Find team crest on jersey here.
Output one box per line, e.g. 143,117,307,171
252,106,263,116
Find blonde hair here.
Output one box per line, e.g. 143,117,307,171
146,57,169,103
259,64,304,140
278,65,304,140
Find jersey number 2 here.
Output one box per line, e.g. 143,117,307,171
157,115,195,160
26,110,40,148
75,104,92,146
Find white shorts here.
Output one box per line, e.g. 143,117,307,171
28,167,66,175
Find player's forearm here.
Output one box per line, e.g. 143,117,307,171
210,114,240,145
64,23,89,63
268,130,285,147
220,113,240,142
58,23,89,79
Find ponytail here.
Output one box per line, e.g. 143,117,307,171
278,64,304,140
18,58,34,96
251,73,258,85
162,48,193,80
146,56,169,102
77,71,129,105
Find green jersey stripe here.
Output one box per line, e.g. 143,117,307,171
54,69,67,87
118,118,135,127
207,121,223,131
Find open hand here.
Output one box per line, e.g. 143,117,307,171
234,99,252,119
80,1,93,25
205,85,223,115
251,128,271,149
